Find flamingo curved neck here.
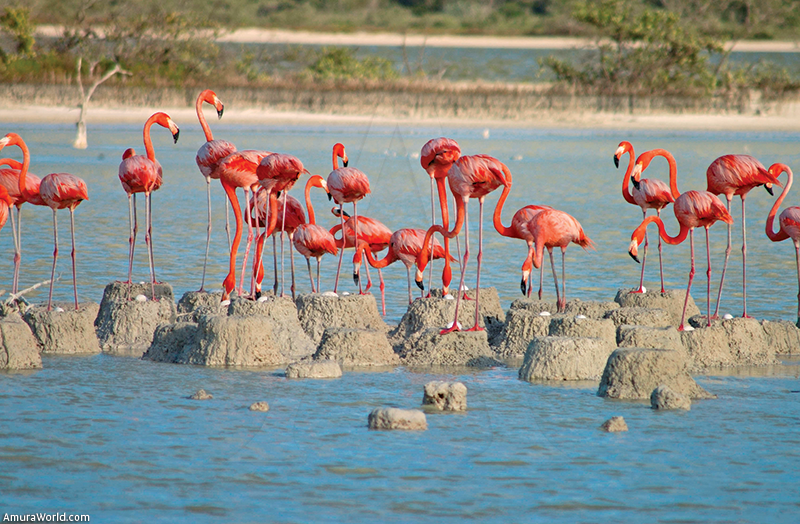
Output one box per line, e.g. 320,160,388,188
305,176,325,225
16,138,30,197
143,114,159,162
646,149,680,199
767,164,793,242
196,96,213,142
635,215,689,246
492,182,514,237
436,177,450,229
621,147,636,205
356,241,394,269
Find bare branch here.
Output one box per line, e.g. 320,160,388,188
4,276,57,305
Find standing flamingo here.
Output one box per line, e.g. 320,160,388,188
416,155,512,333
526,209,595,312
217,149,272,301
706,154,780,318
118,112,179,298
354,229,450,305
327,143,371,294
765,163,800,324
615,142,678,293
292,175,338,294
195,89,237,291
420,137,461,295
39,173,88,311
0,133,46,295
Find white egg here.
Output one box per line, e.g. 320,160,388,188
444,294,454,300
539,311,551,317
723,313,734,320
134,295,147,302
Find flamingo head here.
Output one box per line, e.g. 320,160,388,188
122,148,136,160
333,143,348,168
331,207,351,219
421,137,461,178
765,183,774,196
213,95,224,119
614,141,632,169
0,132,23,153
414,269,424,290
151,112,180,143
630,162,643,190
628,239,641,263
767,163,792,195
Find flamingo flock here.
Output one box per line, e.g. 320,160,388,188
0,89,798,333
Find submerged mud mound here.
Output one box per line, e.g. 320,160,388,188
651,384,692,410
548,316,617,345
616,325,684,352
398,328,501,367
0,313,42,370
494,308,554,359
296,293,388,343
422,381,467,411
228,297,315,362
23,303,100,354
681,317,776,369
285,359,342,379
614,288,701,326
598,347,714,400
519,336,615,381
95,282,176,357
314,327,399,367
368,408,427,430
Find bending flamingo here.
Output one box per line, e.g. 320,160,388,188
195,89,237,291
118,112,179,298
615,142,678,293
765,163,800,325
706,154,780,318
526,208,595,312
416,155,512,333
0,133,46,295
354,229,450,305
420,137,461,295
327,143,371,293
39,173,88,311
293,175,338,294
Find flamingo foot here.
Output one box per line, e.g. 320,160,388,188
465,324,485,332
742,313,753,319
660,287,666,293
463,293,472,300
439,324,462,335
629,286,646,294
678,324,694,332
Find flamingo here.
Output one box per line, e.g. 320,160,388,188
765,163,800,324
706,154,780,318
354,229,451,306
118,112,179,299
327,143,371,294
195,89,237,291
292,175,338,294
420,137,461,295
416,154,512,333
615,142,678,293
217,149,272,301
330,208,392,314
39,172,88,311
525,208,595,312
0,134,46,295
253,153,309,298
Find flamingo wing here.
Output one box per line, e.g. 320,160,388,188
197,139,237,179
327,167,370,204
633,177,675,210
40,173,88,209
294,224,337,257
706,154,777,197
780,207,800,241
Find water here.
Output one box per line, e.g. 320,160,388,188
2,121,800,521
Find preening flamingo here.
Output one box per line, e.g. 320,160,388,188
355,228,450,306
253,153,309,298
195,89,237,291
292,175,337,294
330,208,392,314
416,154,512,333
420,137,461,295
0,134,46,295
118,112,179,299
706,154,780,318
217,149,272,301
765,163,800,324
39,172,88,311
526,208,594,312
629,164,733,330
615,142,678,293
327,143,371,294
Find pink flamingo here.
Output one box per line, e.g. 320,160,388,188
615,142,678,293
39,172,89,311
765,163,800,324
292,175,338,294
416,155,512,334
526,208,595,312
118,112,179,298
706,154,780,318
195,89,237,291
0,185,11,233
355,229,451,305
0,134,46,295
327,143,371,294
217,149,272,301
420,137,461,295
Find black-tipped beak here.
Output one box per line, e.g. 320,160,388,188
217,107,224,119
415,279,424,291
520,278,527,295
629,252,640,263
766,185,774,196
172,129,180,144
342,209,351,218
353,272,359,285
343,159,348,168
614,155,620,168
631,176,640,190
254,290,261,300
327,193,332,201
276,191,281,198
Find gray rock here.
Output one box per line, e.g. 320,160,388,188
368,408,427,430
650,385,691,410
601,416,628,432
296,293,388,343
598,347,714,400
95,281,177,357
564,299,620,319
314,327,400,367
190,389,213,400
422,381,467,411
548,316,617,345
681,317,776,369
397,328,501,367
227,296,315,362
494,308,553,358
285,359,342,379
22,303,100,354
604,307,672,328
614,288,701,325
0,314,42,370
616,324,684,351
249,401,270,412
519,336,615,381
760,319,800,355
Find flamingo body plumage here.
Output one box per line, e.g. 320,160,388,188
765,163,800,324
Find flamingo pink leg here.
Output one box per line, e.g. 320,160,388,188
46,209,58,312
316,257,322,294
657,208,666,293
679,229,696,331
561,246,567,312
378,268,386,316
145,192,156,300
406,266,413,305
354,202,363,295
69,208,79,310
333,203,345,293
200,177,212,292
272,235,279,295
426,177,436,297
225,198,232,251
634,209,648,294
538,261,544,300
466,199,485,332
705,227,712,327
549,248,561,312
305,258,315,293
741,197,751,318
279,192,288,297
713,197,733,318
360,258,373,295
239,187,253,296
442,198,470,334
126,194,137,284
289,234,296,300
794,241,800,325
11,206,21,294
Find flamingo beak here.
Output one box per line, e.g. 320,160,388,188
614,155,620,168
520,277,527,295
353,272,359,286
415,279,424,291
342,209,351,218
327,193,332,201
172,129,180,144
629,251,640,263
765,184,774,196
631,175,640,190
217,104,224,119
628,240,640,263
